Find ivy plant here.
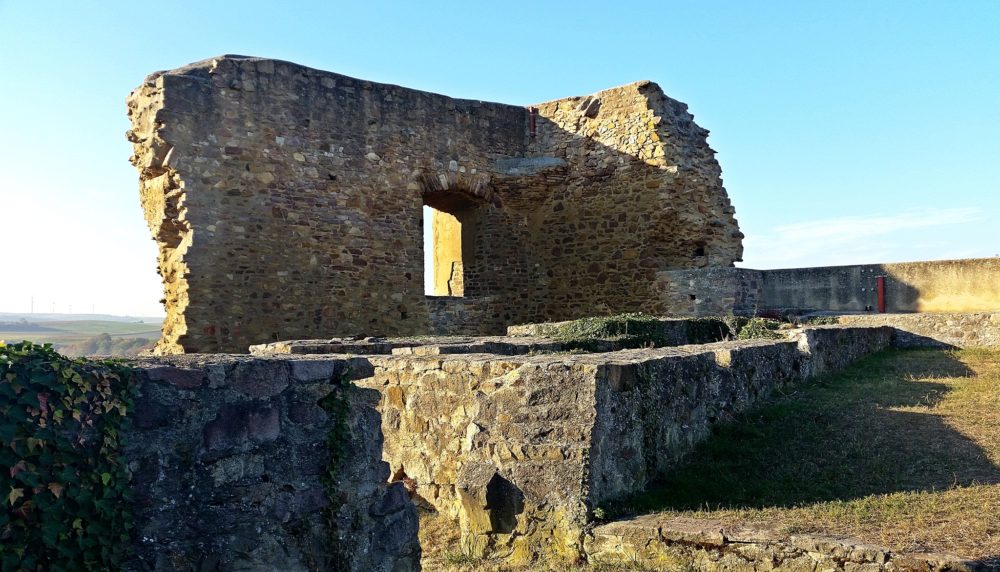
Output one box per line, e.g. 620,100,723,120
0,341,134,571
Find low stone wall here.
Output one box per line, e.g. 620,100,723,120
796,324,896,375
588,340,800,508
586,516,982,572
836,312,1000,349
357,326,892,564
126,355,420,571
590,325,892,507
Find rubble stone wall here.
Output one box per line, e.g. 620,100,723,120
656,267,763,316
425,296,509,336
589,325,891,506
125,355,419,571
521,83,743,320
358,326,892,564
587,516,980,572
588,341,801,506
127,55,742,353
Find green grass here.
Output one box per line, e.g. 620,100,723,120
611,348,1000,559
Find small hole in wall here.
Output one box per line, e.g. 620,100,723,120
689,294,697,301
693,246,706,257
260,474,270,483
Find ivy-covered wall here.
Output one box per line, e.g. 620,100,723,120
0,342,133,571
0,344,420,571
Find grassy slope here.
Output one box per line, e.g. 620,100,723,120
613,348,1000,560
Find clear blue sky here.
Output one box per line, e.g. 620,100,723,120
1,1,998,316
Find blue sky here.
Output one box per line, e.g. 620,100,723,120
1,1,998,316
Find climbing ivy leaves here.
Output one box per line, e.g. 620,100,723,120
0,341,134,571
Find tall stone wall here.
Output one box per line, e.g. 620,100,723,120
518,82,744,320
125,355,420,571
127,55,742,353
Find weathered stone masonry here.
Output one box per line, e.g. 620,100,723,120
349,326,893,564
121,323,982,570
125,355,420,571
128,55,742,353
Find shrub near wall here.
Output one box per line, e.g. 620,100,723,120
0,342,134,571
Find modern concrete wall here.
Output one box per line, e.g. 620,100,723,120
758,258,1000,314
657,258,1000,316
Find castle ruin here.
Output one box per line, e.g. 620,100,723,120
127,55,742,354
120,56,1000,571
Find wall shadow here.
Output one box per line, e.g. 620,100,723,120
616,349,998,513
970,556,1000,571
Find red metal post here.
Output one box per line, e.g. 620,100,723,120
876,276,886,313
528,107,536,138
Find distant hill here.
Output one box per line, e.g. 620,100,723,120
0,312,163,323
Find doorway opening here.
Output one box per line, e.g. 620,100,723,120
423,192,479,297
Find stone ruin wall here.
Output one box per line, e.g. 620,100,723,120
116,323,990,570
125,354,420,571
355,326,893,564
127,55,742,353
587,515,979,572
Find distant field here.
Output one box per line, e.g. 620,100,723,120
0,319,162,355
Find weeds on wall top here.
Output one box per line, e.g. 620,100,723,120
735,317,784,340
551,313,671,348
0,341,134,571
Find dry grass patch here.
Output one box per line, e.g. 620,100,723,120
611,348,1000,561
